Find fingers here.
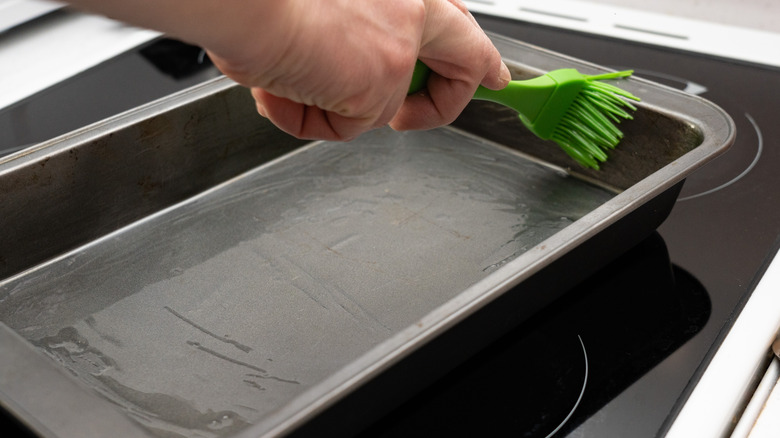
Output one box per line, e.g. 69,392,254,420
422,0,509,92
390,0,509,131
250,0,508,140
483,53,512,91
391,72,473,130
253,88,396,141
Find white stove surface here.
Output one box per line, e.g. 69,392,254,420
0,6,158,110
464,0,780,68
0,0,62,33
666,247,780,437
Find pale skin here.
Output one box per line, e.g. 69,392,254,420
64,0,511,141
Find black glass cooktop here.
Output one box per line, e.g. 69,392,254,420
2,13,779,438
361,15,780,437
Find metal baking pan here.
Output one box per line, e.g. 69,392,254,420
0,34,733,438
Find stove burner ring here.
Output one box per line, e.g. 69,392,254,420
545,335,589,438
677,113,762,202
623,69,762,201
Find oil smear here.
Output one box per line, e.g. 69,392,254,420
32,326,253,438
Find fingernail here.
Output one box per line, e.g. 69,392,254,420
499,62,511,86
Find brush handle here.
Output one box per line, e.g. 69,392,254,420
408,60,557,120
408,60,432,94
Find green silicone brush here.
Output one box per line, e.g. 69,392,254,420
409,61,640,169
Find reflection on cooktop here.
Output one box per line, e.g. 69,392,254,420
359,232,710,437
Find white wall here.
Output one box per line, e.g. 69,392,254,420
585,0,779,32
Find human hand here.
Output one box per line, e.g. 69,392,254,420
206,0,510,141
62,0,508,141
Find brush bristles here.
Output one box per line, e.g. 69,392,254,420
551,72,639,169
